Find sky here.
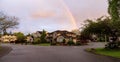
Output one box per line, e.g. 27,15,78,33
0,0,109,34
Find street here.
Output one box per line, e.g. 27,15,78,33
0,42,120,62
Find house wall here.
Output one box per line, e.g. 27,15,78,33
26,36,33,43
1,35,17,43
57,36,64,42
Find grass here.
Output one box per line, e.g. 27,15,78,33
36,43,51,46
0,46,2,51
94,48,120,58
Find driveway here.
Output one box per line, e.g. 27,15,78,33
0,42,120,62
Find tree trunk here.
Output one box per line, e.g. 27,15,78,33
3,29,7,35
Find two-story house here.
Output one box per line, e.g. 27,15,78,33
26,31,43,42
0,35,17,43
48,30,77,43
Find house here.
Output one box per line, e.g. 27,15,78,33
56,36,64,43
25,31,43,43
26,30,78,44
31,31,43,38
49,30,77,43
26,31,48,43
26,36,34,43
46,33,53,42
0,35,17,43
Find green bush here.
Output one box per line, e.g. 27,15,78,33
62,39,66,44
76,41,81,46
14,32,26,43
105,42,119,49
33,38,41,44
67,40,75,46
51,42,56,46
116,41,120,46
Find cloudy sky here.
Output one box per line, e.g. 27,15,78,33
0,0,109,34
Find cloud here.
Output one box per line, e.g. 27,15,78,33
31,11,56,19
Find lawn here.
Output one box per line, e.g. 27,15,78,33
0,46,2,51
94,48,120,58
36,43,51,46
0,45,1,49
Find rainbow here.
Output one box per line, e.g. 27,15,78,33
60,0,78,30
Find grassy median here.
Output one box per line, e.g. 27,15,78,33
90,48,120,58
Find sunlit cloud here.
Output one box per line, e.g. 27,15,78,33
31,11,56,19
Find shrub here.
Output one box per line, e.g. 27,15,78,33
33,38,41,44
67,40,75,46
105,42,118,49
76,41,81,46
51,42,56,46
62,39,66,44
14,32,26,44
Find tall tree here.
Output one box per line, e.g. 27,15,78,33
0,12,19,35
106,0,120,49
81,17,111,41
108,0,120,21
40,30,47,43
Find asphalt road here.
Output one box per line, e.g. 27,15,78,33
0,42,120,62
0,46,12,58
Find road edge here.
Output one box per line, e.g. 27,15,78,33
0,46,12,58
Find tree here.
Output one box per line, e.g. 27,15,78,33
81,16,120,49
14,32,26,43
81,17,112,41
33,38,41,44
71,29,80,35
0,12,19,35
40,30,47,43
0,12,6,34
83,17,111,34
104,0,120,49
108,0,120,21
80,0,120,49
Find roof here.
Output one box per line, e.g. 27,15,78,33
36,31,43,34
53,30,76,35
